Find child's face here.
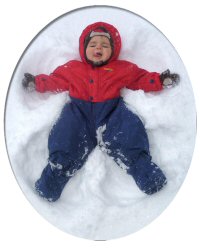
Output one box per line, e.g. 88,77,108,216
86,36,112,64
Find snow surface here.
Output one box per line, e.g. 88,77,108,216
5,6,196,240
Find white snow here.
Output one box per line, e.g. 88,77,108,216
4,6,196,240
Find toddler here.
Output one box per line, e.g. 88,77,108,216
22,22,179,202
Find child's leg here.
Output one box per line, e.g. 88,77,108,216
35,102,97,201
102,99,167,195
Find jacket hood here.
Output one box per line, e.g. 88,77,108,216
79,22,121,64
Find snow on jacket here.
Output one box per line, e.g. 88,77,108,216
35,22,163,102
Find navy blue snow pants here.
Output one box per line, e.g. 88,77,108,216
35,97,167,201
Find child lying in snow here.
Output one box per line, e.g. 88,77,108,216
22,22,180,202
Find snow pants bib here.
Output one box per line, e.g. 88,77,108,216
35,97,167,201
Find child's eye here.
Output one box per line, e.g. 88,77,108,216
102,44,110,48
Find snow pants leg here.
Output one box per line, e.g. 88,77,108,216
102,99,167,195
35,101,97,201
35,97,167,201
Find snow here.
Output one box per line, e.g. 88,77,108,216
4,6,196,240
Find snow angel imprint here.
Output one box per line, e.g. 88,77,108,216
22,22,180,202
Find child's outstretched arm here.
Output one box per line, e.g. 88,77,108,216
22,63,70,93
127,63,180,92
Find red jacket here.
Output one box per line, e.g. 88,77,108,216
35,22,163,102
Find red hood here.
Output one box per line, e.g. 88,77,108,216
79,22,121,64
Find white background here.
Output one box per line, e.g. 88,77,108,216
0,0,199,248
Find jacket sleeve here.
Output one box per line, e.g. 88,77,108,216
126,63,163,92
35,63,70,93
